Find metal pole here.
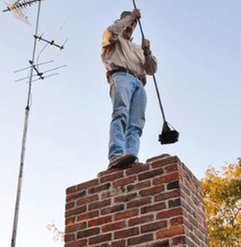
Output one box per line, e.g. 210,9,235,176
132,0,179,144
11,1,42,246
132,0,167,123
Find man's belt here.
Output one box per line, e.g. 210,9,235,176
108,67,135,78
107,67,146,85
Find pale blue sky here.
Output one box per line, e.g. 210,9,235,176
0,0,240,246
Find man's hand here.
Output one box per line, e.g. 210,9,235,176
142,38,151,55
131,9,141,20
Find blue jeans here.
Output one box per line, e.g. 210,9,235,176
108,72,147,160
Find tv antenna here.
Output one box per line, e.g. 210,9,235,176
3,0,41,24
35,23,69,61
14,60,67,83
3,1,67,246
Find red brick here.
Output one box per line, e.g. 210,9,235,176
66,186,77,195
156,226,185,239
65,221,86,234
192,194,201,207
151,240,171,247
76,194,99,207
114,176,137,187
114,227,139,239
146,154,171,163
141,221,167,233
65,233,75,243
88,215,112,227
150,156,180,168
188,214,199,228
88,199,111,211
101,188,123,200
77,228,100,239
66,202,75,211
141,202,166,214
165,164,179,173
171,236,195,246
88,183,111,194
65,239,87,247
183,217,193,231
99,171,124,183
114,192,137,203
127,197,152,209
182,164,195,179
180,199,193,214
153,172,180,185
101,204,124,215
138,168,164,181
65,216,75,226
168,198,181,208
199,223,208,236
77,210,99,222
140,185,165,197
114,209,138,221
127,180,151,192
102,220,126,232
180,183,191,196
66,190,87,202
127,233,153,245
98,167,124,178
128,214,154,227
190,232,201,245
126,163,150,175
157,208,183,219
194,227,205,242
101,240,126,247
155,190,181,202
199,210,207,221
170,216,184,227
167,180,180,190
65,205,87,217
89,233,112,245
76,179,99,191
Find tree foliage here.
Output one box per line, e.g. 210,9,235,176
200,158,241,247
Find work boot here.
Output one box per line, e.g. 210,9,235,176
108,154,136,169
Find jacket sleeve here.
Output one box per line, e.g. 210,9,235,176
102,15,135,47
144,52,158,75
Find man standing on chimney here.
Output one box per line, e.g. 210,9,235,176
101,9,157,169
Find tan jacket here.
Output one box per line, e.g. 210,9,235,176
101,15,157,85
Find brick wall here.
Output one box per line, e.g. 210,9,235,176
64,154,209,247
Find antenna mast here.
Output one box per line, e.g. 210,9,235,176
3,1,67,246
10,1,42,246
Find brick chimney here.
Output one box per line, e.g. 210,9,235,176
64,154,209,247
